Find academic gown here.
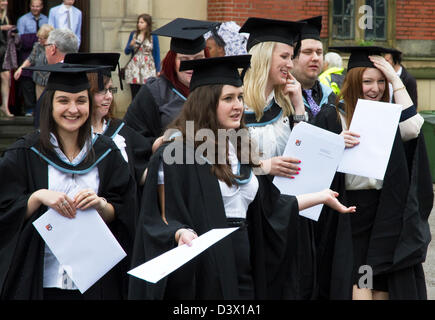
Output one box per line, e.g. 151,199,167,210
102,118,152,217
123,76,186,148
128,142,300,300
103,118,152,184
312,105,433,300
0,131,137,300
244,101,318,300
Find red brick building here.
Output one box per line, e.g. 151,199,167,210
207,0,435,57
207,0,435,109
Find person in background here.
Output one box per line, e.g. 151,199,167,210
65,52,152,215
48,0,82,49
291,16,336,121
14,24,53,104
16,0,48,116
0,63,136,300
318,51,345,96
384,48,418,106
128,55,356,300
123,18,216,155
0,0,14,117
124,13,160,100
33,28,78,128
204,21,248,57
313,46,431,300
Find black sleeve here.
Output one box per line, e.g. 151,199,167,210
123,85,162,146
120,124,153,181
311,104,342,134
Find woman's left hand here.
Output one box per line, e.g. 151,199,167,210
321,189,356,214
73,189,105,211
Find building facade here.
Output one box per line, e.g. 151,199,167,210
9,0,435,114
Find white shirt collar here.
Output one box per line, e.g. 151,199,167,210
49,133,91,165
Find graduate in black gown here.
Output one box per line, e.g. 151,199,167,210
123,18,218,150
65,52,152,213
239,17,319,299
128,55,356,300
0,64,137,300
313,46,433,300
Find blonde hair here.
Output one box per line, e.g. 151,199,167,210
243,41,294,121
0,3,9,24
37,24,54,39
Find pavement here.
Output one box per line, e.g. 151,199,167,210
423,185,435,300
423,184,435,300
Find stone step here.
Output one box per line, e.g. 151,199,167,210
0,116,35,153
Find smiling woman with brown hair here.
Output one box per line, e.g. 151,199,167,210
0,64,137,300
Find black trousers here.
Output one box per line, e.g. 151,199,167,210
17,76,36,114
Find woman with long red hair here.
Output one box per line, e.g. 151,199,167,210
123,18,216,155
313,46,432,300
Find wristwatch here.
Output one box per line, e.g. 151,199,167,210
293,113,308,122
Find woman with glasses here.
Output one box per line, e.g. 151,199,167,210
88,68,152,190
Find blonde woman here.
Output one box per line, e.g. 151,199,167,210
240,18,319,300
241,19,307,178
14,24,54,102
0,0,14,117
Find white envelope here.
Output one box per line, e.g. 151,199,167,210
273,122,345,221
337,99,402,180
128,227,238,283
33,208,127,293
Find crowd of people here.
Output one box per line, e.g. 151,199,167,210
0,6,433,302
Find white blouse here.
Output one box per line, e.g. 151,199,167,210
246,93,292,159
93,119,129,163
158,142,258,219
43,135,99,290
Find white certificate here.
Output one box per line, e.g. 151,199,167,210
128,227,238,284
337,99,402,180
33,208,127,293
273,121,345,221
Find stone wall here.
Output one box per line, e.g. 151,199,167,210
89,0,207,117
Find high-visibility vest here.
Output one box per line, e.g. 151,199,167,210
318,67,345,95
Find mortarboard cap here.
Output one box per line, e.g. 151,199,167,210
152,18,221,54
24,63,112,93
328,46,390,71
299,16,322,40
179,55,251,92
239,17,305,52
64,52,123,90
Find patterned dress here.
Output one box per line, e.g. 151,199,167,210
125,37,156,85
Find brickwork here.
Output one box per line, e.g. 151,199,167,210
396,0,435,40
208,0,435,41
207,0,329,38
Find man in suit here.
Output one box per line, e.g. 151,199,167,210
48,0,82,49
384,48,418,106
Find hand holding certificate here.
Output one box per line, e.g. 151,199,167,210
33,189,126,293
337,99,402,180
273,122,345,221
128,228,238,283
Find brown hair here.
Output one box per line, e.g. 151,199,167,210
337,67,390,128
167,84,259,187
87,72,116,121
136,13,152,40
